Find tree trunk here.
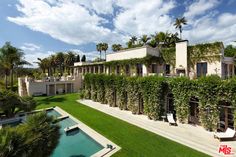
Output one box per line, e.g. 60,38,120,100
105,51,106,61
10,68,13,90
5,72,8,90
100,51,101,61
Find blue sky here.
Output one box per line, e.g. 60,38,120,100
0,0,236,67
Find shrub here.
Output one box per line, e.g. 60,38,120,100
197,75,222,131
169,77,196,123
115,75,128,110
140,76,168,120
126,77,140,114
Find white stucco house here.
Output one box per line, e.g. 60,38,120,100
73,40,235,79
18,76,82,97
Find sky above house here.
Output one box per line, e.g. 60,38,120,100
0,0,236,67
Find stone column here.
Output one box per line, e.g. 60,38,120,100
227,64,230,78
142,64,147,76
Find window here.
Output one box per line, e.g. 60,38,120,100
197,62,207,77
165,64,170,74
100,65,104,73
116,65,120,75
125,65,130,76
151,64,157,73
136,64,143,76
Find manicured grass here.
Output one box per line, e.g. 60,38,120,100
35,93,209,157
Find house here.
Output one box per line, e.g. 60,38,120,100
18,76,82,97
73,40,235,79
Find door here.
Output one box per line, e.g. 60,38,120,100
189,97,199,124
219,102,234,131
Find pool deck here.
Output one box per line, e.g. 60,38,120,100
78,99,236,157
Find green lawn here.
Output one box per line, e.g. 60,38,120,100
35,93,209,157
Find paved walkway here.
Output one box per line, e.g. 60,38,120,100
78,99,236,157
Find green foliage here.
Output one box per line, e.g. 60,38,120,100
197,75,222,131
188,42,222,68
169,77,196,123
0,112,60,157
104,55,162,67
224,45,236,57
0,90,36,118
140,76,168,120
83,74,236,131
126,77,140,114
104,75,116,107
161,47,176,67
115,76,127,110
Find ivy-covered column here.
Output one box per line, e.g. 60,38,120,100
197,76,221,131
127,77,140,114
169,77,194,123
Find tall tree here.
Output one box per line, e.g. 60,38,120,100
76,54,80,62
174,17,187,39
55,52,64,76
101,43,108,61
224,45,236,57
64,51,76,75
81,55,86,62
35,58,50,75
0,42,29,90
140,35,151,45
49,55,57,75
96,43,103,61
112,44,122,52
130,36,137,45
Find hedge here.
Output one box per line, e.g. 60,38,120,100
83,74,236,131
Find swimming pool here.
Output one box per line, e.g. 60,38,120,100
51,116,104,157
0,107,119,157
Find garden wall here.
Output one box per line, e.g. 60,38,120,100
82,74,236,131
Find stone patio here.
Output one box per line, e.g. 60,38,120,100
78,99,236,157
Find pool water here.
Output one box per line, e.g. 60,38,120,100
47,109,62,118
51,116,104,157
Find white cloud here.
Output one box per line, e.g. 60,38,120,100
8,0,123,45
114,0,176,36
183,0,220,20
20,43,41,51
7,0,236,51
183,13,236,45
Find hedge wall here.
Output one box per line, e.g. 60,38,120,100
83,74,236,131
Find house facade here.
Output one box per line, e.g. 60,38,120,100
73,40,235,79
18,76,82,97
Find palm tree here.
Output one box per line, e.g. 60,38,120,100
140,35,151,45
49,55,57,76
96,43,102,61
0,42,30,90
174,17,187,39
148,39,157,48
64,51,76,75
112,44,122,52
35,58,50,75
0,112,60,157
101,43,108,61
55,52,64,76
130,36,137,45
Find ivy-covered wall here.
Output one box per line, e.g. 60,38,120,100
160,42,223,68
82,74,236,131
